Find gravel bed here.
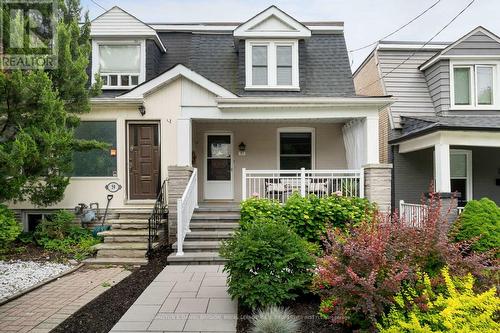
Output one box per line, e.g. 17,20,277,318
0,260,73,300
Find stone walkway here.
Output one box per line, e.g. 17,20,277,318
110,265,237,333
0,266,130,333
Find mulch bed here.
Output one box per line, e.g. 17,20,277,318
237,293,348,333
1,242,67,262
51,245,171,333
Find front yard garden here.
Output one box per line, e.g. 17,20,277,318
221,193,500,332
0,205,102,300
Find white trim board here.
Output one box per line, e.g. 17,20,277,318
233,6,311,39
398,130,500,153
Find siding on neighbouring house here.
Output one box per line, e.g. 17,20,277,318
377,50,437,128
393,146,434,205
464,146,500,204
443,31,500,56
423,59,450,114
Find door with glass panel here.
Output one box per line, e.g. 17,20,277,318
204,134,233,200
450,150,472,208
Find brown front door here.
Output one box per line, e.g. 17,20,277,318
129,124,160,200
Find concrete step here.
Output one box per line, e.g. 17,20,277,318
93,242,150,250
98,229,149,237
109,219,149,230
195,206,240,213
184,231,234,240
172,241,221,251
188,222,239,231
84,257,148,266
97,249,147,258
191,214,240,221
166,252,226,265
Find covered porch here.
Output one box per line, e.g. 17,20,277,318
186,117,377,204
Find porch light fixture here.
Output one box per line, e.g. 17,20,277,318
238,142,246,152
138,105,146,116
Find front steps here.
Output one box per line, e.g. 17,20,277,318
85,208,158,266
167,206,240,265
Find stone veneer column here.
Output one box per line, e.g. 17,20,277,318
363,164,392,212
167,166,193,245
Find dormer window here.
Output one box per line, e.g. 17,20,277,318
245,40,299,90
92,40,146,89
451,62,498,109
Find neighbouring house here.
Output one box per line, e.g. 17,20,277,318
354,26,500,215
9,6,393,264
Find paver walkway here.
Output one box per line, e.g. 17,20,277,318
0,266,130,333
110,265,237,333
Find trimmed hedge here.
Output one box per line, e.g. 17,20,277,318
453,198,500,254
0,204,21,251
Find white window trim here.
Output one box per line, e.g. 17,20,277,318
92,39,146,90
450,149,473,203
277,127,315,170
449,59,499,110
245,40,299,91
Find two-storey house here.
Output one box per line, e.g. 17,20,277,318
354,27,500,213
10,6,392,264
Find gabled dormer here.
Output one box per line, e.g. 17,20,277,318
234,6,311,91
421,27,500,112
90,6,166,90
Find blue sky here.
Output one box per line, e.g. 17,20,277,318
81,0,500,70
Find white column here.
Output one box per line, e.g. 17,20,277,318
176,118,192,167
434,143,451,193
364,116,379,165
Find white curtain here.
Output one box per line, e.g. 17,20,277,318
342,119,366,169
99,45,140,73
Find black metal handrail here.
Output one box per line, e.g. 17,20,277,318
147,179,168,255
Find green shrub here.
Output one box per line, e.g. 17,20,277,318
240,197,283,229
241,194,376,244
220,220,315,309
377,267,500,332
250,306,300,333
453,198,500,253
0,204,22,251
34,210,101,260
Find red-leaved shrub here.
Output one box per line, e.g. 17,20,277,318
313,193,494,330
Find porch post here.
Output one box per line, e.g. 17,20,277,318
364,116,379,165
242,168,247,201
300,168,306,197
434,143,451,193
177,118,192,167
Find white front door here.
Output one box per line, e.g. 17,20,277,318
204,133,233,200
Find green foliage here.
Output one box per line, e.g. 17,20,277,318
220,220,315,309
453,198,500,254
378,267,500,333
34,210,100,260
0,0,102,206
250,306,301,333
240,194,376,243
240,197,283,229
0,204,21,250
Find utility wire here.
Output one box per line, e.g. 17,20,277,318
357,0,477,94
349,0,443,53
90,0,107,12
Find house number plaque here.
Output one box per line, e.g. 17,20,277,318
105,182,122,193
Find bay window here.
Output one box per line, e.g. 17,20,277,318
246,40,299,90
452,63,496,108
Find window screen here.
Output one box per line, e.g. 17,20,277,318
72,121,117,177
277,45,292,85
454,67,471,105
252,46,268,85
279,132,312,170
477,66,493,105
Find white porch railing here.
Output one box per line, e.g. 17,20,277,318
242,168,364,204
399,200,428,228
176,168,198,256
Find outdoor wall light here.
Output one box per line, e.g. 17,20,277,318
138,105,146,116
238,142,246,152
